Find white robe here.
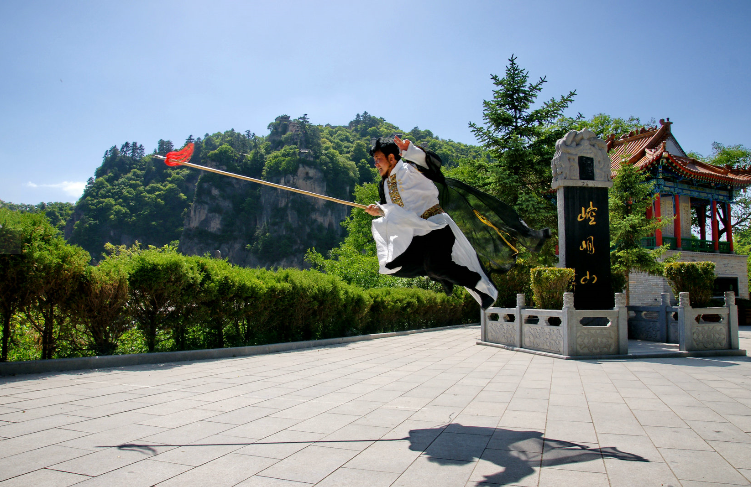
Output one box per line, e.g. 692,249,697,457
371,144,498,306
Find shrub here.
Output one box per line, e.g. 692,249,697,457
3,241,477,361
530,267,575,309
610,269,627,294
664,262,716,307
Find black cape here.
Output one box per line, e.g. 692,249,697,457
378,148,549,276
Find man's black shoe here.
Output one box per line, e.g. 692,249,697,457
479,292,495,310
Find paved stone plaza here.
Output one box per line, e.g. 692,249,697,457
0,326,750,487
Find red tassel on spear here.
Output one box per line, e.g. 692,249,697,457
158,143,367,209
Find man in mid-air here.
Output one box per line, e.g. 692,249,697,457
365,136,499,308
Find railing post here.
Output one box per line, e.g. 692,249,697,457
614,293,628,355
659,293,670,342
726,291,739,350
480,306,487,342
678,292,692,351
562,292,575,356
515,294,525,348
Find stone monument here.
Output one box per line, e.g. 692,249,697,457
551,129,614,309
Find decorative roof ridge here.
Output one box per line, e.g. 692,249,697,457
644,118,671,150
644,141,667,164
662,153,751,187
669,153,751,176
621,118,670,165
607,127,657,146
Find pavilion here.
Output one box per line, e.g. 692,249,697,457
607,118,751,304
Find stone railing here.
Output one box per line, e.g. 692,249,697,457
626,291,739,351
481,292,628,357
628,293,680,343
677,292,739,352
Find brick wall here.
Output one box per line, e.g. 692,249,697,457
628,250,749,305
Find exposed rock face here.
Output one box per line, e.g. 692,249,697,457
179,163,350,268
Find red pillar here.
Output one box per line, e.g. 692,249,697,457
712,200,719,252
674,194,682,249
727,202,733,252
655,193,663,246
699,205,706,241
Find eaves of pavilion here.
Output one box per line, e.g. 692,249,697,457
607,118,751,254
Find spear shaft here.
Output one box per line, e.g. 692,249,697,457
158,156,368,210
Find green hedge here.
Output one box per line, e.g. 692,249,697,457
1,238,477,361
530,267,575,309
663,262,716,308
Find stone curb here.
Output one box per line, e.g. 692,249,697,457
477,340,748,360
0,323,478,377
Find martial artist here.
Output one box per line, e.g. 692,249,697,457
365,136,550,309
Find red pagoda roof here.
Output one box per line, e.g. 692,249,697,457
607,119,751,188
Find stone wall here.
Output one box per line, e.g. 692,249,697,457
628,250,749,305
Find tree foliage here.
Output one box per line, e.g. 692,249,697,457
469,55,576,230
609,162,673,304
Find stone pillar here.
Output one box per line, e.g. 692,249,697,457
562,292,576,356
678,292,692,352
659,293,670,342
614,293,628,355
551,129,613,309
514,294,525,348
726,291,739,350
674,194,682,249
480,307,487,342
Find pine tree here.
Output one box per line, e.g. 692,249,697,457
609,162,672,304
469,55,576,229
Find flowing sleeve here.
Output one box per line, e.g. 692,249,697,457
401,143,428,169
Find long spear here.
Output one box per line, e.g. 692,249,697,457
157,143,368,210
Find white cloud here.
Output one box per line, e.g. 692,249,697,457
26,181,87,198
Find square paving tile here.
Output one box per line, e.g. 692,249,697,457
234,429,323,460
659,448,751,484
157,452,278,487
0,467,88,487
256,445,359,484
0,445,91,482
69,458,192,487
314,466,399,487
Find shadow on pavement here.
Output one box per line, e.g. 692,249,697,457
110,424,647,485
408,424,648,485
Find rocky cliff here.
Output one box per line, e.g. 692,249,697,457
178,162,351,268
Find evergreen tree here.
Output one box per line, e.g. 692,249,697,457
469,55,576,229
609,162,672,304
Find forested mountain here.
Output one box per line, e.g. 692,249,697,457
59,113,488,267
0,200,73,233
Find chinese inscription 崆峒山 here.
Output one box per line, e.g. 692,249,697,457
579,236,595,255
580,270,597,284
577,202,597,225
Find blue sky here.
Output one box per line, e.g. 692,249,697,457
1,0,749,204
